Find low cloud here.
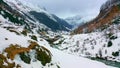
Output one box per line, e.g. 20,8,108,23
21,0,107,19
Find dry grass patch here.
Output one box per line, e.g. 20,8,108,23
28,41,39,49
0,54,20,68
9,29,20,35
4,44,29,60
4,41,52,66
4,41,39,60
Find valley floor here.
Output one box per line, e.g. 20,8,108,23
50,48,116,68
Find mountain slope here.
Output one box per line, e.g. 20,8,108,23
29,11,72,31
4,0,72,32
0,0,116,68
52,0,120,67
0,26,114,68
74,0,120,34
55,18,120,67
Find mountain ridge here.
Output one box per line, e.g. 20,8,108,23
3,0,72,32
74,0,120,34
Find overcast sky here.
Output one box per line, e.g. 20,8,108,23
22,0,107,19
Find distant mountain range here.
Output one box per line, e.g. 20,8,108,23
65,15,95,29
65,15,83,28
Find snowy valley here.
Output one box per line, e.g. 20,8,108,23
0,0,120,68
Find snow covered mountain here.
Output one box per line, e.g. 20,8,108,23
65,15,96,29
48,0,120,67
3,0,72,32
0,0,115,68
74,0,120,34
65,15,83,28
54,15,120,68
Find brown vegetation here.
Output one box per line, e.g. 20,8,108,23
9,29,20,35
4,42,39,60
0,54,19,68
4,44,30,60
28,41,39,49
3,39,52,66
4,41,50,61
21,29,27,36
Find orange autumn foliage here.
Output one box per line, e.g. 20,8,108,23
0,54,17,68
4,42,39,60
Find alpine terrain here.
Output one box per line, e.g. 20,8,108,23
0,0,119,68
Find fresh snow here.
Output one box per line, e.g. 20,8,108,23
50,48,115,68
0,27,30,51
58,26,120,62
0,0,118,68
0,26,115,68
4,0,57,22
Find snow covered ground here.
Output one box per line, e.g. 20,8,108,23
0,0,118,67
50,48,115,68
55,24,120,63
0,26,115,68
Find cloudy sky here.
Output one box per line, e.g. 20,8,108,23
22,0,107,19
